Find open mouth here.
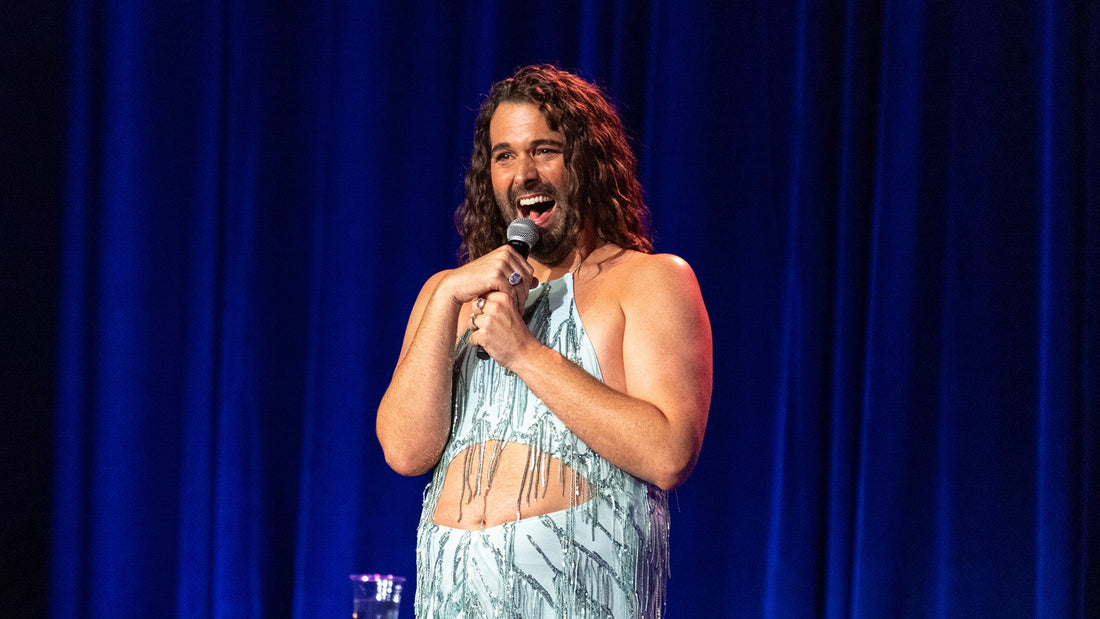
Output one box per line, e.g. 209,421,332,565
517,195,556,227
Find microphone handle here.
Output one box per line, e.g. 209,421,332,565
476,240,531,360
507,239,531,258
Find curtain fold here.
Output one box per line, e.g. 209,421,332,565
52,0,1097,616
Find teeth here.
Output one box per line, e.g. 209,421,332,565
519,196,553,207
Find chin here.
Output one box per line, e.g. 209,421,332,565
531,237,576,264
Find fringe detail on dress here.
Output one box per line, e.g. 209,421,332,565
415,275,669,618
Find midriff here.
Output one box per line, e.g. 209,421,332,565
431,441,591,530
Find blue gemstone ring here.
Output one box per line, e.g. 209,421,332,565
508,272,522,286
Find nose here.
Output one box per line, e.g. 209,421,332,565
514,154,539,186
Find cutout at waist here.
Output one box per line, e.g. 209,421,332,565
431,441,592,530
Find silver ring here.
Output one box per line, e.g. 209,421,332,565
469,312,478,330
508,272,522,286
475,297,486,310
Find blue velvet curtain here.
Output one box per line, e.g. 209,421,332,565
51,0,1098,616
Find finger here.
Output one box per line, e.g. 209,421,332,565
493,283,526,315
478,291,516,326
482,291,511,313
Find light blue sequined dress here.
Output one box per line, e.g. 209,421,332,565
414,272,669,618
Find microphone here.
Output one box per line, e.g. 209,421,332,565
476,218,540,360
505,217,539,258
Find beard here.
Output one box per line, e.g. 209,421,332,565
528,209,580,264
497,185,582,265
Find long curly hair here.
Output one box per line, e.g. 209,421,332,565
456,65,653,263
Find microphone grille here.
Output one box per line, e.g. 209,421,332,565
507,218,540,248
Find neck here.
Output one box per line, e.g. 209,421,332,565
530,228,601,282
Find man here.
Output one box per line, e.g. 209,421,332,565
377,64,712,618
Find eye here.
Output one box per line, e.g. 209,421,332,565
493,152,513,163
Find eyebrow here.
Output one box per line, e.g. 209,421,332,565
490,138,565,155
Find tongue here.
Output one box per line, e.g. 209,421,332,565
528,206,553,227
524,200,554,222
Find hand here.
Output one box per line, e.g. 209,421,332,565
468,290,539,367
438,245,534,313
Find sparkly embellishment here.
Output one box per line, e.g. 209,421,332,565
416,273,670,617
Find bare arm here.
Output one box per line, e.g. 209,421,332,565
375,246,534,476
375,271,459,476
480,254,712,490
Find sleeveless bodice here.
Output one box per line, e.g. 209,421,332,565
444,271,604,472
415,271,670,618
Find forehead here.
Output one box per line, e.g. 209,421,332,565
489,102,563,146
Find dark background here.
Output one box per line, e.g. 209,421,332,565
3,1,66,616
4,1,1098,617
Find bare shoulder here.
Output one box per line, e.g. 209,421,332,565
590,250,707,334
626,251,698,278
607,251,703,301
577,248,710,397
613,252,709,352
614,251,712,413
